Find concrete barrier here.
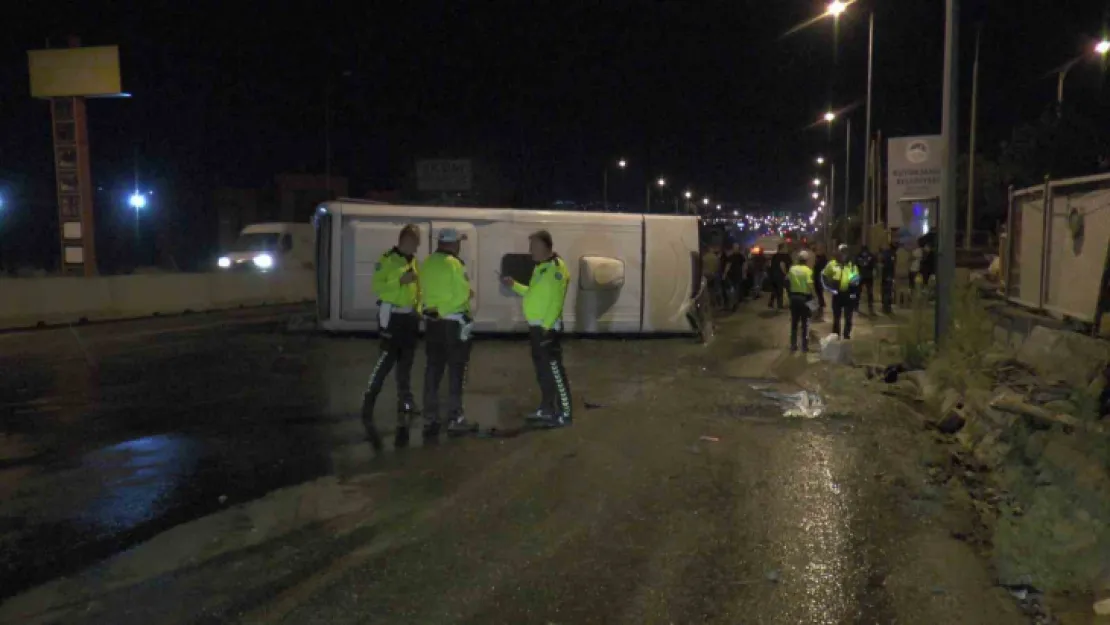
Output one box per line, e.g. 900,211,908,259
0,270,315,330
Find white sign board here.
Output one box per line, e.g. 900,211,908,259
416,159,473,192
887,135,943,228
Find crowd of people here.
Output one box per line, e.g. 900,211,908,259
700,234,935,351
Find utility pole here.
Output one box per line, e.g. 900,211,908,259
937,0,960,342
862,12,875,247
829,162,837,249
324,74,332,200
844,117,851,244
965,24,981,250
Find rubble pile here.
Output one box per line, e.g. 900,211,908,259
914,326,1110,614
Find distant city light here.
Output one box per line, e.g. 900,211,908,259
129,192,147,209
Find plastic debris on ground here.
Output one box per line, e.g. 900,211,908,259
759,388,825,419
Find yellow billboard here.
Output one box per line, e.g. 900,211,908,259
28,46,122,98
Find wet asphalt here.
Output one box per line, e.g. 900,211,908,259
0,304,1029,623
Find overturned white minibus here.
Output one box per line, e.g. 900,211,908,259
314,200,702,334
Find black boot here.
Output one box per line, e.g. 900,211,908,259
360,391,383,452
395,399,416,449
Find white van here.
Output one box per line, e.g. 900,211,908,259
314,200,701,334
217,223,315,272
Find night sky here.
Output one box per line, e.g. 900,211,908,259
1,1,1108,269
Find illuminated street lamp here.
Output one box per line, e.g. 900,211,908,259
684,191,692,199
129,191,147,209
657,177,666,187
826,0,848,17
1056,41,1110,111
812,178,821,186
702,198,710,205
823,111,836,123
816,156,826,165
811,192,820,200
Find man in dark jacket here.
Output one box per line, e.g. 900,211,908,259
855,244,877,315
813,245,829,316
767,244,791,310
880,241,898,314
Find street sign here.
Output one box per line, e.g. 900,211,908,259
416,159,472,192
887,135,944,229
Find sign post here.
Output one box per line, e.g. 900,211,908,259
28,42,125,276
887,135,944,246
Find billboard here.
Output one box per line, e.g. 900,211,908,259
29,46,122,98
416,159,472,192
887,135,944,229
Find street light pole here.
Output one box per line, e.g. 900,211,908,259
829,162,836,249
844,117,851,244
862,12,875,247
937,0,960,342
966,25,981,250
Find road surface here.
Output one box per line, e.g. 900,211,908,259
0,304,1025,624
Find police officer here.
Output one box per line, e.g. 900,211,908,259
420,228,476,440
787,250,816,352
821,244,861,340
501,230,572,428
880,240,898,314
361,224,421,449
856,244,877,315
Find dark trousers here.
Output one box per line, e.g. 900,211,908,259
767,277,785,309
881,278,894,313
789,294,811,351
361,311,419,431
860,278,875,311
814,280,826,310
529,326,572,418
729,274,745,310
423,318,471,423
832,292,855,339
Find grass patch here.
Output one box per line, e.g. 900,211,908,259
896,283,1001,395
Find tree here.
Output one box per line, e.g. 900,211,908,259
999,110,1108,189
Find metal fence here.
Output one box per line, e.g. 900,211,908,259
1005,173,1110,323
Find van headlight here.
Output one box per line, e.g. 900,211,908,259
218,256,231,268
253,254,274,269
